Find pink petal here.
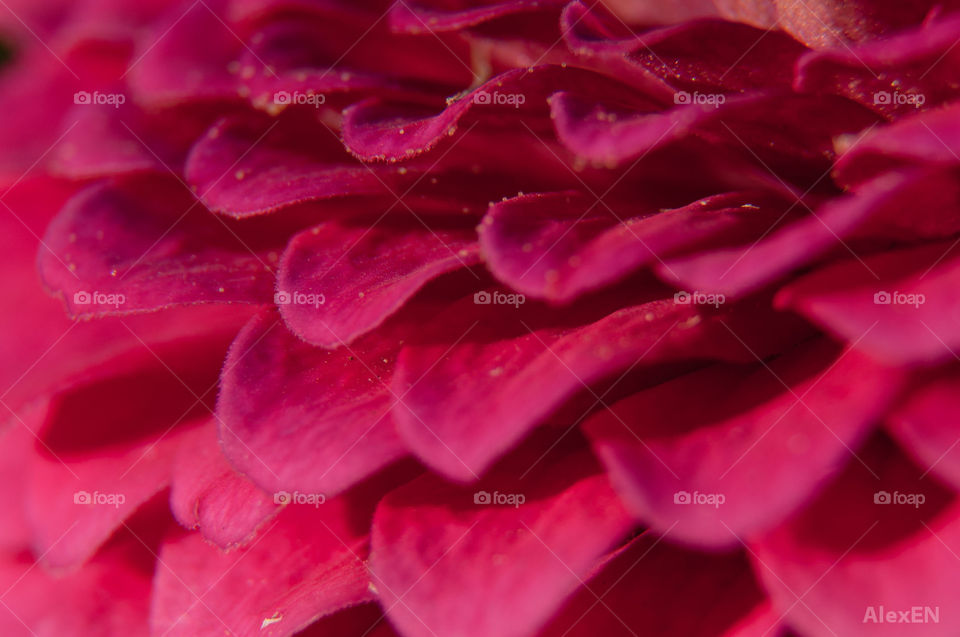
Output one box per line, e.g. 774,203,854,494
393,292,812,480
597,0,719,25
712,0,778,29
389,0,566,33
657,170,927,299
775,0,958,49
369,443,634,637
296,604,400,637
886,370,960,491
539,533,777,637
127,1,241,107
835,104,960,187
151,501,376,637
185,112,395,217
279,219,479,347
551,90,879,169
39,175,283,317
776,239,960,366
218,307,419,497
341,66,636,162
586,339,902,547
750,434,960,636
620,18,807,93
23,328,238,568
169,421,279,548
0,538,152,636
795,12,960,114
51,100,230,179
479,190,795,302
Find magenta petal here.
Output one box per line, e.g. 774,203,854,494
23,331,236,568
0,542,151,636
795,12,960,114
479,190,793,302
835,104,960,186
540,533,776,637
38,176,279,316
369,446,633,637
712,0,778,29
393,293,809,481
341,66,633,162
750,435,959,636
776,0,959,48
218,308,412,497
389,0,565,33
279,220,479,347
51,100,226,180
621,18,807,93
169,421,279,548
553,90,879,170
657,171,917,298
151,504,375,637
26,401,193,568
585,339,901,548
549,91,715,165
887,371,960,492
185,113,393,217
776,239,960,366
127,2,240,106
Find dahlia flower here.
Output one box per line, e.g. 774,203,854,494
1,0,959,635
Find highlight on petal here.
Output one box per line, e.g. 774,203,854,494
586,339,902,547
775,0,960,49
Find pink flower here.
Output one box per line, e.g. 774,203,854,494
2,1,960,635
